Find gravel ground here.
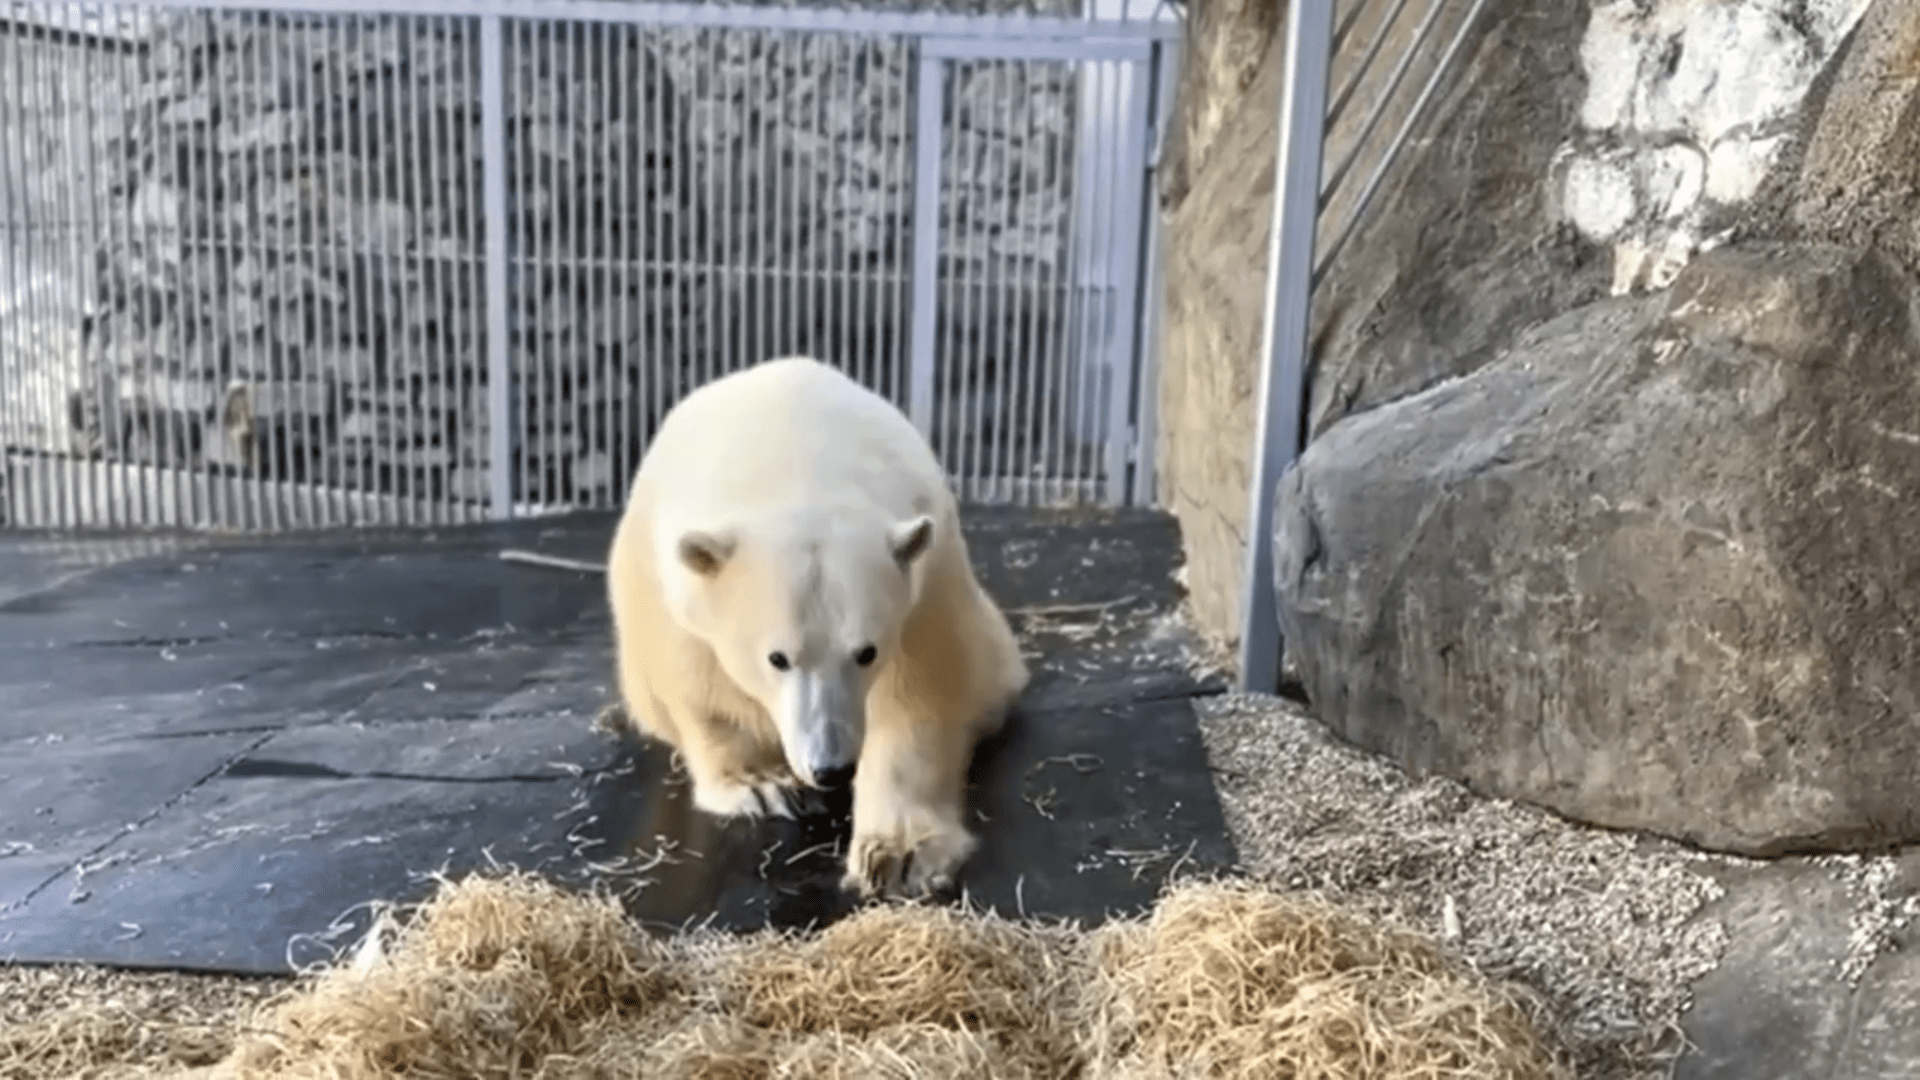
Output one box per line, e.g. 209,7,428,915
1192,691,1738,1080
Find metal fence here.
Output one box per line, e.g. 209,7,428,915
1238,0,1491,691
0,0,1180,531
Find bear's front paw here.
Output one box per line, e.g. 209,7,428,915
842,816,978,899
690,774,800,820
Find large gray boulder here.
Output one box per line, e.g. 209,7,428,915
1273,242,1920,857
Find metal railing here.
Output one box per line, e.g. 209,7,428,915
1238,0,1492,692
0,0,1180,531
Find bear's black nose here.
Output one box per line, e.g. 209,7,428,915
814,764,856,791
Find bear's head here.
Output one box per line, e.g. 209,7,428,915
659,507,936,789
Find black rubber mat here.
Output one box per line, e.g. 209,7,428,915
0,507,1234,975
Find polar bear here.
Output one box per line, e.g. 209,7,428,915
603,356,1031,898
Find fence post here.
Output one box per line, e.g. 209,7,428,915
1129,36,1180,510
1237,0,1333,694
1099,56,1153,508
906,46,944,442
479,14,514,521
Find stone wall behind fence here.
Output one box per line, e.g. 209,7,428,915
10,0,1102,518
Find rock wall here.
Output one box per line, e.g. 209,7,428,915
1555,0,1873,295
1162,0,1920,853
34,0,1094,514
1157,0,1600,651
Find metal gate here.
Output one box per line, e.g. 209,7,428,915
0,0,1180,531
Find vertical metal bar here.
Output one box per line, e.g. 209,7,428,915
767,30,787,374
636,25,656,491
748,29,766,372
134,9,165,527
648,24,667,468
700,28,718,391
885,38,909,408
43,6,74,527
590,18,608,510
984,59,1023,504
1008,58,1044,504
479,13,512,520
89,7,119,529
421,14,449,524
565,17,583,510
1100,56,1151,507
523,20,542,512
605,21,624,509
0,31,13,525
368,15,397,526
458,16,485,522
1035,55,1073,507
231,10,258,529
71,8,95,526
44,5,71,527
936,60,970,487
1239,0,1333,694
2,26,32,525
978,58,1013,500
848,37,871,389
3,27,29,524
835,38,853,385
391,15,418,525
723,29,741,375
551,18,570,511
905,46,942,442
944,61,975,490
959,60,999,501
1067,59,1109,501
808,31,827,370
191,8,217,529
355,14,380,524
1130,36,1178,509
320,13,347,525
298,11,328,529
786,29,804,371
212,10,239,528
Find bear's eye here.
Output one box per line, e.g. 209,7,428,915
854,644,878,667
767,651,791,672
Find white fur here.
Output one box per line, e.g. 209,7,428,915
604,356,1031,897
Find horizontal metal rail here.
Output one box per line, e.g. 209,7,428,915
80,0,1182,40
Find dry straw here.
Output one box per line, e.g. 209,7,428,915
3,870,1570,1079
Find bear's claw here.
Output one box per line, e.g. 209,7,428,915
842,822,975,899
691,775,800,820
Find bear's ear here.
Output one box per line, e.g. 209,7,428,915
677,530,736,578
887,515,935,570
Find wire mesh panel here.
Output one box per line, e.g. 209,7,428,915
0,0,1179,532
499,20,925,514
920,44,1151,506
1,4,494,529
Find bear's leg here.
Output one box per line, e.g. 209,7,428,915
659,703,801,820
842,709,981,898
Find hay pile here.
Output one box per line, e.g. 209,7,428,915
0,965,277,1080
6,870,1569,1079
